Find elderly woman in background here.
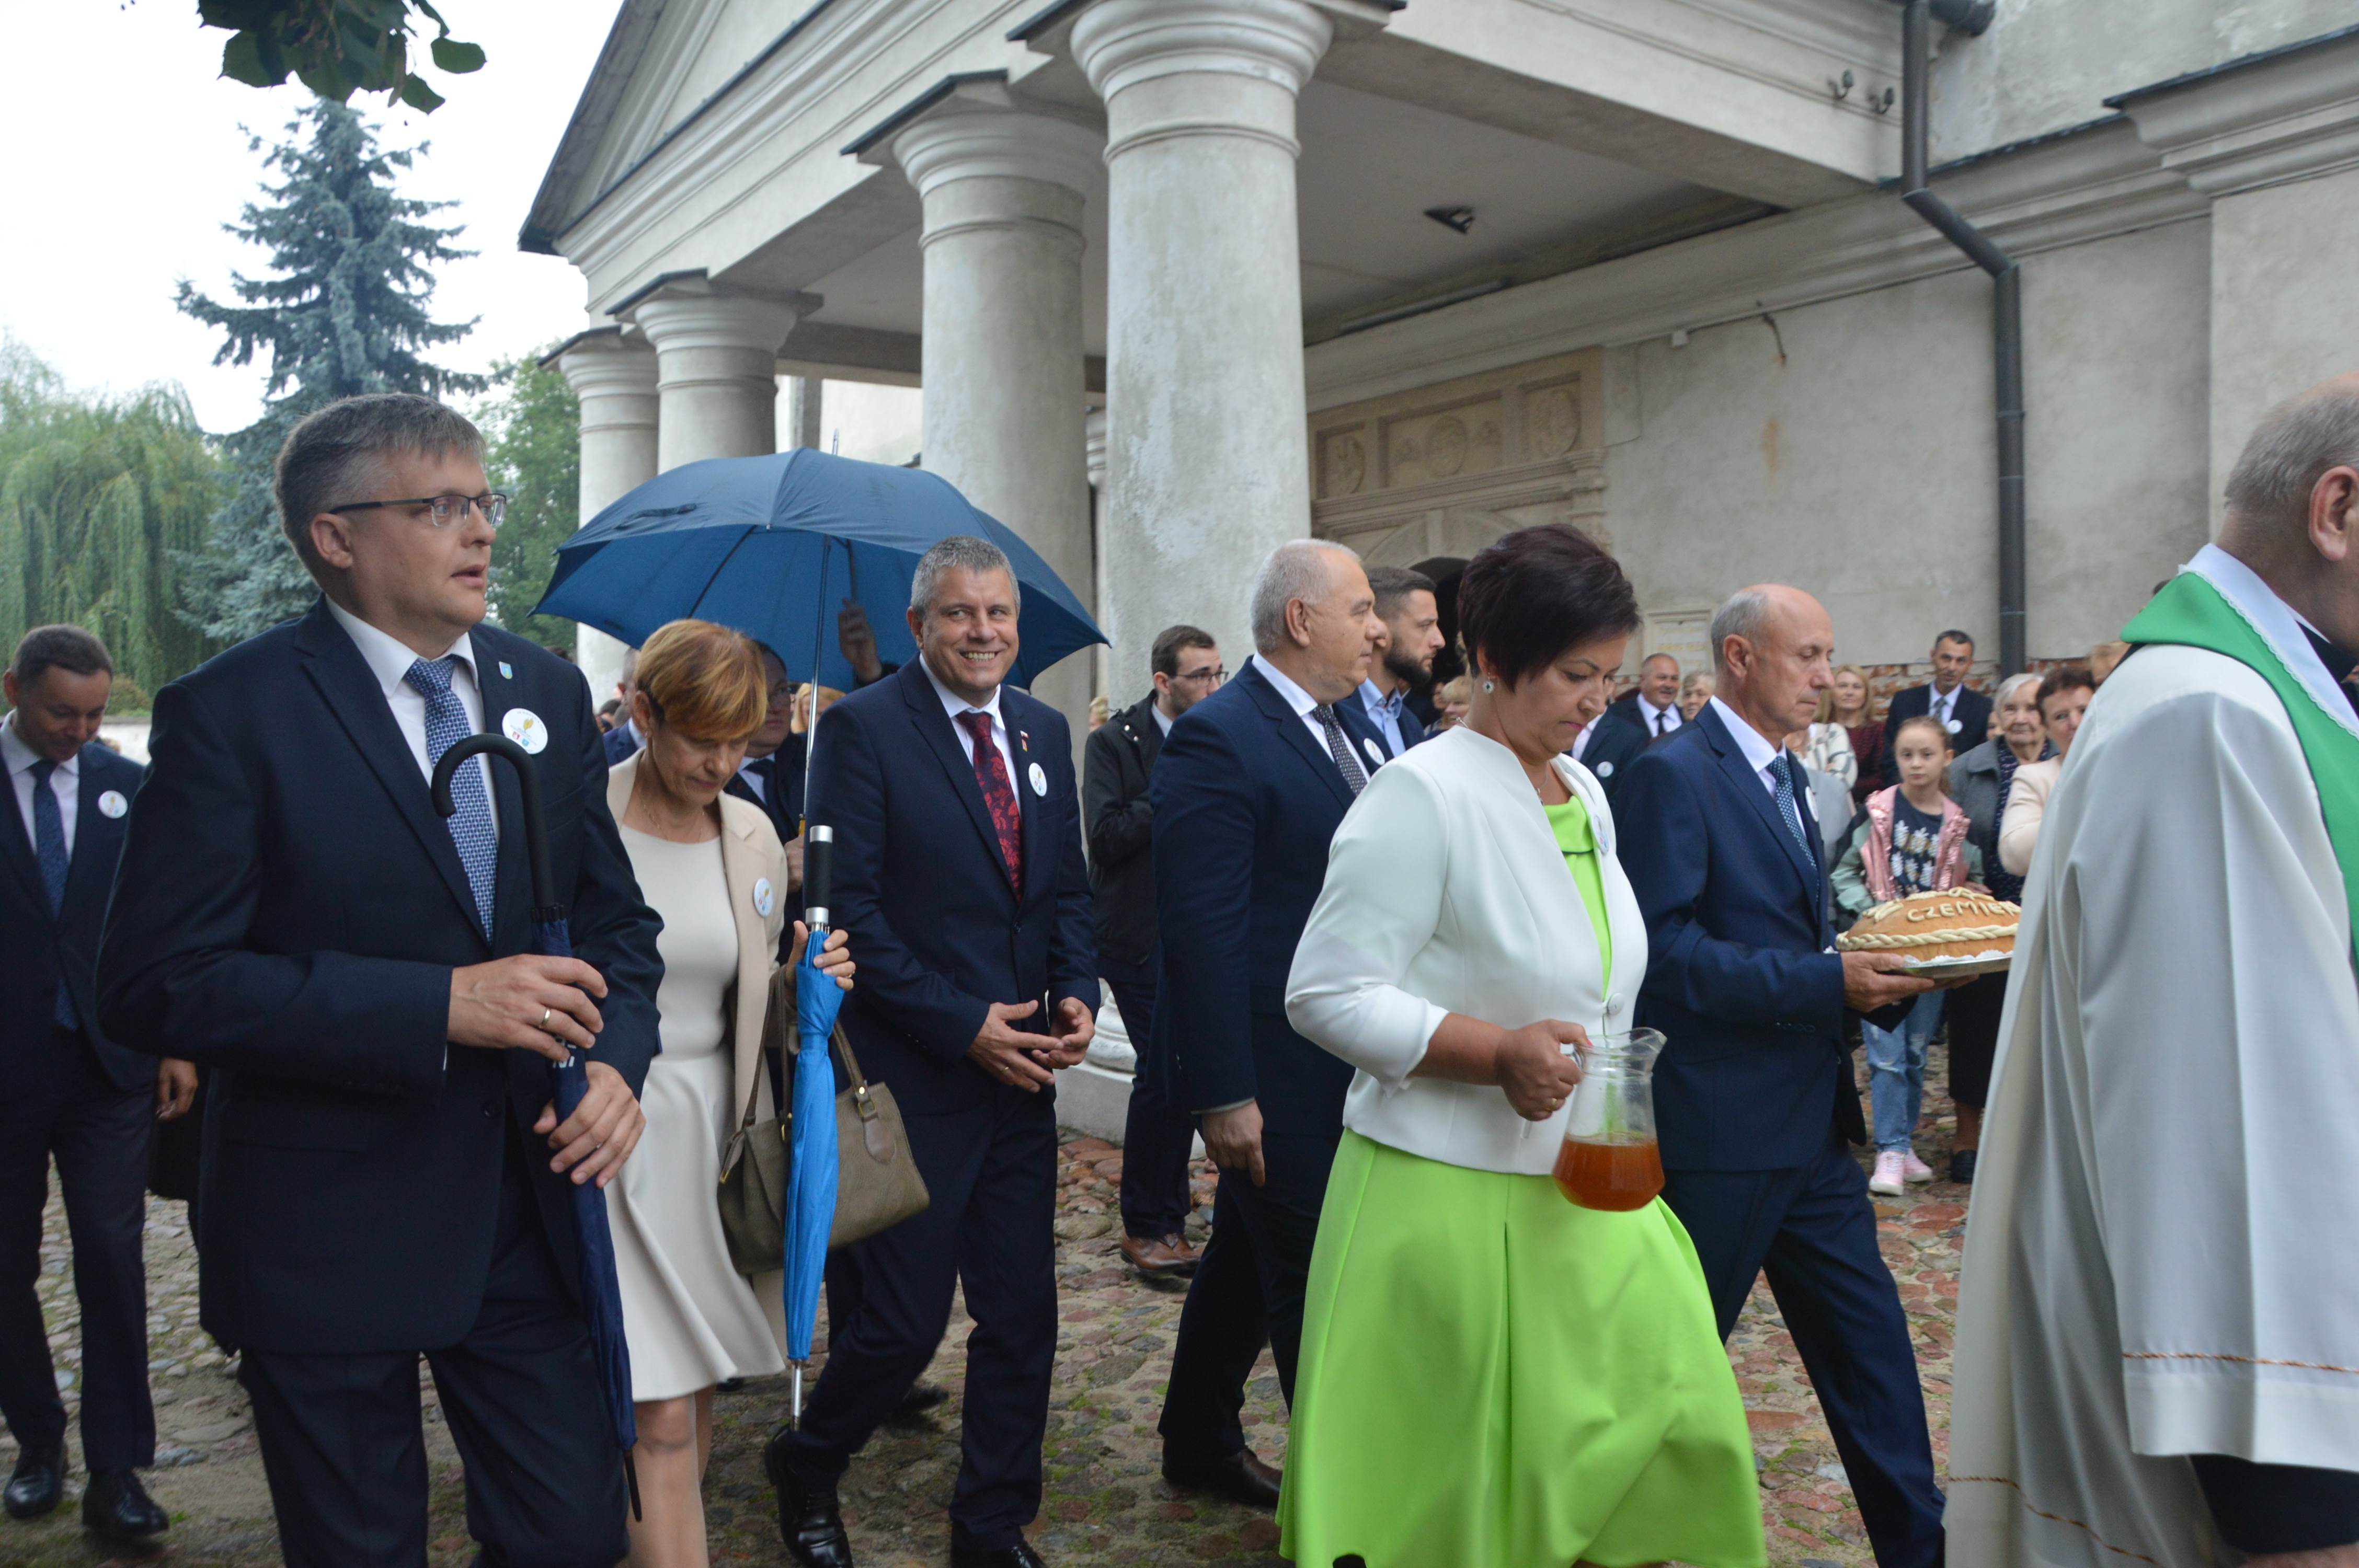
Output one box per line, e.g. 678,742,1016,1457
1997,664,2096,877
606,618,854,1567
1677,668,1715,722
1940,671,2049,1184
1280,525,1763,1568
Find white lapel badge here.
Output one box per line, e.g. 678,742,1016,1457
1028,761,1048,797
753,877,775,919
1362,736,1385,769
97,789,129,819
1945,717,1962,734
498,660,514,679
501,708,548,754
1595,760,1614,779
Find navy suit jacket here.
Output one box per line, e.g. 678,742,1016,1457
96,598,663,1355
801,659,1097,1116
1579,693,1655,805
1149,661,1386,1136
1879,682,1991,786
724,733,805,848
1,739,150,1093
602,720,640,769
1616,702,1862,1172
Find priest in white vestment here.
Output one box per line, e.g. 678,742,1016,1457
1951,378,2359,1567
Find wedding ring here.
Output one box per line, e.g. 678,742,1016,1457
539,1007,552,1031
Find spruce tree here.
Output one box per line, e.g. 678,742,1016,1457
177,99,483,641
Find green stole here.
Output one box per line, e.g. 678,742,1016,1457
2123,570,2359,964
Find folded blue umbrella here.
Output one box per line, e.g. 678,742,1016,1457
534,449,1105,691
784,828,846,1424
430,733,640,1516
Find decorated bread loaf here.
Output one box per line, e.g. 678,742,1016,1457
1838,890,2020,966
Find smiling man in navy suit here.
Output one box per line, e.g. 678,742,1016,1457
1151,539,1388,1509
97,394,663,1568
1617,584,1946,1568
0,626,193,1546
766,536,1098,1568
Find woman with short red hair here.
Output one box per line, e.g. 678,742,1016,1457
605,618,852,1567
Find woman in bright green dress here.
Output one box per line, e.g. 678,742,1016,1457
1281,526,1763,1568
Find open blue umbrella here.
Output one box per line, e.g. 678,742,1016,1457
784,826,845,1423
431,732,639,1516
534,449,1105,694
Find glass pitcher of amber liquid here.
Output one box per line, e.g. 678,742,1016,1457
1552,1029,1667,1212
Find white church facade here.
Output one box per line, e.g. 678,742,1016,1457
526,0,2359,727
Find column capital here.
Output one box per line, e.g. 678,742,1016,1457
548,327,657,401
625,282,815,357
1072,0,1335,105
892,102,1104,203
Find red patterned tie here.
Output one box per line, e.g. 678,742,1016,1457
961,710,1024,889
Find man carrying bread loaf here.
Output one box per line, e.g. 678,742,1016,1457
1951,376,2359,1567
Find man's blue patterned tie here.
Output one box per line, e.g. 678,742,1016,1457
405,656,496,937
29,758,75,1027
1771,751,1814,862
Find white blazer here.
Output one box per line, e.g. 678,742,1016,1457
1285,724,1648,1175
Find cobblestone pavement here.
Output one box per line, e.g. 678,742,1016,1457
4,1050,1963,1567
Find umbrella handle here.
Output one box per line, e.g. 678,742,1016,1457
431,732,557,915
803,825,833,932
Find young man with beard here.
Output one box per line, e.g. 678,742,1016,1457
1084,625,1226,1278
1356,567,1442,758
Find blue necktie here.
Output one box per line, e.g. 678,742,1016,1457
1771,752,1814,862
405,656,497,938
29,758,75,1028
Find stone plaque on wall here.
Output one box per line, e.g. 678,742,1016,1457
1644,606,1714,678
1309,349,1608,567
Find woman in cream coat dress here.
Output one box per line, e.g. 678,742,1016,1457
1280,527,1760,1568
604,620,852,1568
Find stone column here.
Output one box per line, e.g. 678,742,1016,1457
628,283,809,470
1074,0,1334,676
1085,409,1112,707
553,329,659,701
893,102,1102,748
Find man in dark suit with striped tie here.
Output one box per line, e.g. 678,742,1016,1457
725,642,807,869
768,536,1098,1568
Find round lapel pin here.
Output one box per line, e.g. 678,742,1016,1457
501,708,548,754
97,789,129,819
1362,736,1384,769
753,877,775,919
1027,761,1048,798
1596,760,1615,779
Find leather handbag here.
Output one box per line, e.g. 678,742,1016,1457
717,966,930,1277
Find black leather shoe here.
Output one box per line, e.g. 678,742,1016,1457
1951,1149,1978,1185
885,1380,950,1424
3,1445,62,1520
82,1470,168,1542
762,1429,852,1568
1162,1445,1282,1509
949,1538,1046,1568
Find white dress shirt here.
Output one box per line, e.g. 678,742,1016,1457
325,598,498,833
1252,654,1379,776
1638,696,1682,738
1929,683,1961,732
1709,695,1784,795
1151,701,1174,737
920,659,1020,785
1570,717,1598,761
2,713,77,857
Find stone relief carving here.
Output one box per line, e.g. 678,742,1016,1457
1527,384,1581,458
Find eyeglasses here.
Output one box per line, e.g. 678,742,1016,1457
1176,666,1227,686
327,492,510,529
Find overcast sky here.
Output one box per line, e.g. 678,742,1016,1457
5,3,614,432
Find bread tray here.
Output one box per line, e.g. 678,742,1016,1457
1901,952,2012,978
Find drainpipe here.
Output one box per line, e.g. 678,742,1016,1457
1896,0,2024,675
